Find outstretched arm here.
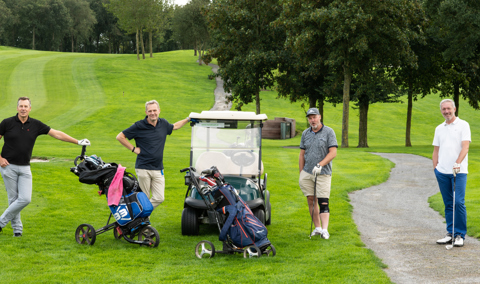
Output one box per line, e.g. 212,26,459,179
173,117,190,130
48,129,79,144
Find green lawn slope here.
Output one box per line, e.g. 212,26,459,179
0,46,478,283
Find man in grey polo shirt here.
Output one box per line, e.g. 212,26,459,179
116,100,190,211
299,108,338,239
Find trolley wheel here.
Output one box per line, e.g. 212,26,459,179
75,224,96,245
181,206,199,236
243,245,262,258
253,208,265,225
138,226,160,248
263,243,276,257
195,240,215,259
113,226,123,240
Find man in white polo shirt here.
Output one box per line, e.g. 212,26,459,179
433,99,471,247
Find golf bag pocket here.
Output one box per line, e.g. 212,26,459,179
109,192,153,226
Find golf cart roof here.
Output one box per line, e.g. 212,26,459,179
189,111,268,121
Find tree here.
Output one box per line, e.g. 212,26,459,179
205,0,285,114
18,0,47,50
280,0,424,147
172,0,209,62
64,0,97,52
43,0,71,51
0,0,12,42
425,0,480,115
144,0,173,58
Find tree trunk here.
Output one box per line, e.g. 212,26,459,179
255,90,260,114
71,35,74,52
198,41,203,65
357,101,369,148
405,84,413,147
136,28,140,60
318,96,324,124
32,26,36,50
51,33,55,51
454,82,460,116
149,31,153,58
140,30,145,59
342,63,352,148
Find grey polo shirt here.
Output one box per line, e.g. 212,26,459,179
300,124,338,175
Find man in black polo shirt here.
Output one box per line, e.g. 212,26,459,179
0,97,90,237
116,100,190,211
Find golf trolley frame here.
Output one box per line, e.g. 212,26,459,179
180,166,276,259
71,146,160,248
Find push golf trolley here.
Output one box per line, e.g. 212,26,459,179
180,166,276,259
70,146,159,248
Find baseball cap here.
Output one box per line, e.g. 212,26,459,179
306,108,320,117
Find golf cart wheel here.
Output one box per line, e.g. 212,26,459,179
138,226,160,248
253,208,265,225
195,241,216,259
75,224,96,245
181,207,199,236
243,245,262,258
113,225,123,240
263,244,276,257
265,201,272,225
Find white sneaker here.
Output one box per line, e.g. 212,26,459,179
436,234,452,244
321,230,330,239
454,235,464,247
310,228,322,237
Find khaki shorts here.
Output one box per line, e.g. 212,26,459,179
299,170,331,198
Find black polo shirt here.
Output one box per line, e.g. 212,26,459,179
0,114,51,165
122,116,174,170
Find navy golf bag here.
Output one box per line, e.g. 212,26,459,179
215,184,270,248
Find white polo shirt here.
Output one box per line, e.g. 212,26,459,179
433,117,471,174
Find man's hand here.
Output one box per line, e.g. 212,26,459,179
312,164,322,176
78,139,91,146
0,157,9,167
453,163,461,175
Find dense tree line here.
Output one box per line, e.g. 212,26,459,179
204,0,480,148
0,0,188,54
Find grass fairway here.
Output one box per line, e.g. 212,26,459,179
0,46,479,283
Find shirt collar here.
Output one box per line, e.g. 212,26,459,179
309,123,324,134
15,113,30,123
443,117,460,126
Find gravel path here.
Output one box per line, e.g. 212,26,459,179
208,63,232,111
349,153,480,283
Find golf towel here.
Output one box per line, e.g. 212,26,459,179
107,165,126,206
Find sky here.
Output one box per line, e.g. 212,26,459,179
174,0,190,6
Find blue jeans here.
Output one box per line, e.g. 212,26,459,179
434,169,467,238
0,164,32,234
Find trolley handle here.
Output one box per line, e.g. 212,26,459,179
74,145,87,166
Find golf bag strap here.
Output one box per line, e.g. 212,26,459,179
218,205,237,241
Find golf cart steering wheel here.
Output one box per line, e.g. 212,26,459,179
230,150,256,167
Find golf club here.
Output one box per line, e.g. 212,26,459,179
309,174,318,239
446,172,456,250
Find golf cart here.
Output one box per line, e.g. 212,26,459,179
181,111,271,235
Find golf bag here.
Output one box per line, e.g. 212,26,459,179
71,154,153,225
214,184,270,248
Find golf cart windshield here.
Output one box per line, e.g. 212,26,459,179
189,111,267,178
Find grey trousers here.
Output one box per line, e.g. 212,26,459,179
0,164,32,234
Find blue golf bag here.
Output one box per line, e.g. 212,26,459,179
215,184,270,248
109,192,153,226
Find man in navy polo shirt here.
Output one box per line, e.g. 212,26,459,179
299,108,338,239
0,97,90,237
116,100,190,211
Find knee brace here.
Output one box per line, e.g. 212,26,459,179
318,198,329,213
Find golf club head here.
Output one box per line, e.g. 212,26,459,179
446,244,454,250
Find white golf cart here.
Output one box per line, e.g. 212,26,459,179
180,111,271,235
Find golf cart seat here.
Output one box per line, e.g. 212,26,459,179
195,151,264,177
